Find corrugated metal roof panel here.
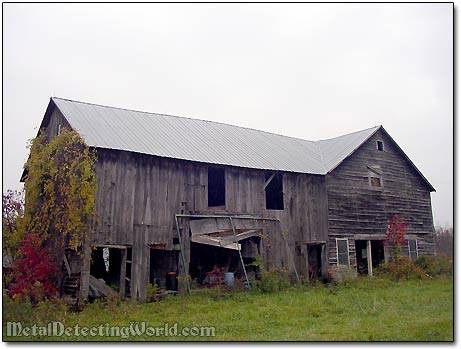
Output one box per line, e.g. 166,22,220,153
51,97,379,175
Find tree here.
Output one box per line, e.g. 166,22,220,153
9,128,97,300
2,189,25,266
434,225,453,258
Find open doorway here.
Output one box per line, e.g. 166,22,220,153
189,242,241,286
90,247,122,289
307,244,323,280
149,249,178,288
355,240,385,275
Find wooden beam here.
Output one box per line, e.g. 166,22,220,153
94,244,128,249
63,255,71,276
263,172,276,190
367,240,373,277
119,248,127,299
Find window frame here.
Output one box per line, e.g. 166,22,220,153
376,140,384,151
336,238,350,267
367,165,383,189
408,239,419,260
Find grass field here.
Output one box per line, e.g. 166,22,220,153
3,277,453,341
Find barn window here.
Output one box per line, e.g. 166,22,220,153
208,167,225,207
368,166,382,188
57,124,62,136
265,172,284,210
376,140,384,151
408,239,418,260
370,176,382,187
336,238,350,267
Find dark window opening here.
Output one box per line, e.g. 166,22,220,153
265,172,284,210
208,167,225,207
370,176,382,187
376,140,384,151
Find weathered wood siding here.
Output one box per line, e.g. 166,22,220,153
93,149,329,277
45,107,71,141
325,129,435,267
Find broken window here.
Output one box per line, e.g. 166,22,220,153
370,176,382,187
336,239,350,267
368,166,383,188
376,140,384,151
408,239,418,260
265,172,284,210
208,167,225,207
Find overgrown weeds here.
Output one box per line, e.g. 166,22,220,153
415,255,453,278
377,256,427,280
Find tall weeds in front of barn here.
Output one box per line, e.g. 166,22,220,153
3,276,452,341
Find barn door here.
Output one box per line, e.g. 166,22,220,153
306,243,323,280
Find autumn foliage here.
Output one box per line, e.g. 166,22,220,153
6,128,97,302
8,233,58,303
386,214,407,260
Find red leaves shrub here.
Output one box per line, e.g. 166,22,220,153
9,233,59,303
386,214,407,260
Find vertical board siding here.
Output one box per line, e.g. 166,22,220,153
92,149,329,280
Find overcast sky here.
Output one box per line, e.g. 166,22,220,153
3,3,453,226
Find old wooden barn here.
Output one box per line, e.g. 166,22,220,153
28,97,436,301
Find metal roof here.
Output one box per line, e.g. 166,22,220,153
50,97,384,176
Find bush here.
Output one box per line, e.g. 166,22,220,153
146,283,159,302
415,255,453,278
3,291,68,326
377,256,427,281
8,234,58,303
256,267,291,293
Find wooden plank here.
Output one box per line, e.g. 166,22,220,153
119,248,127,299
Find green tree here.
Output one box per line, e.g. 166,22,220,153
11,128,97,297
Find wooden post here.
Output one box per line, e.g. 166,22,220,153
367,240,373,277
119,248,127,299
321,243,328,277
79,233,92,302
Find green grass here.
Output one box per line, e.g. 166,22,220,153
3,277,453,341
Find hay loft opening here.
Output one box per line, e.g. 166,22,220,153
265,172,284,210
208,167,225,207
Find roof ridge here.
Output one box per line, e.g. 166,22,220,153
314,141,327,173
316,125,381,142
52,96,320,144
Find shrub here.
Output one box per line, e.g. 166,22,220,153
8,233,59,303
256,267,291,293
146,283,159,302
377,256,427,281
415,255,453,278
3,291,68,326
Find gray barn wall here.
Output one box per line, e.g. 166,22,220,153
325,129,435,268
93,148,329,279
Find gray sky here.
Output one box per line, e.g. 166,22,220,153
3,3,453,226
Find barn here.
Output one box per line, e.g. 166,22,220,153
26,97,436,301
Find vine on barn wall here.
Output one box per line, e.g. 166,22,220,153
23,127,97,265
